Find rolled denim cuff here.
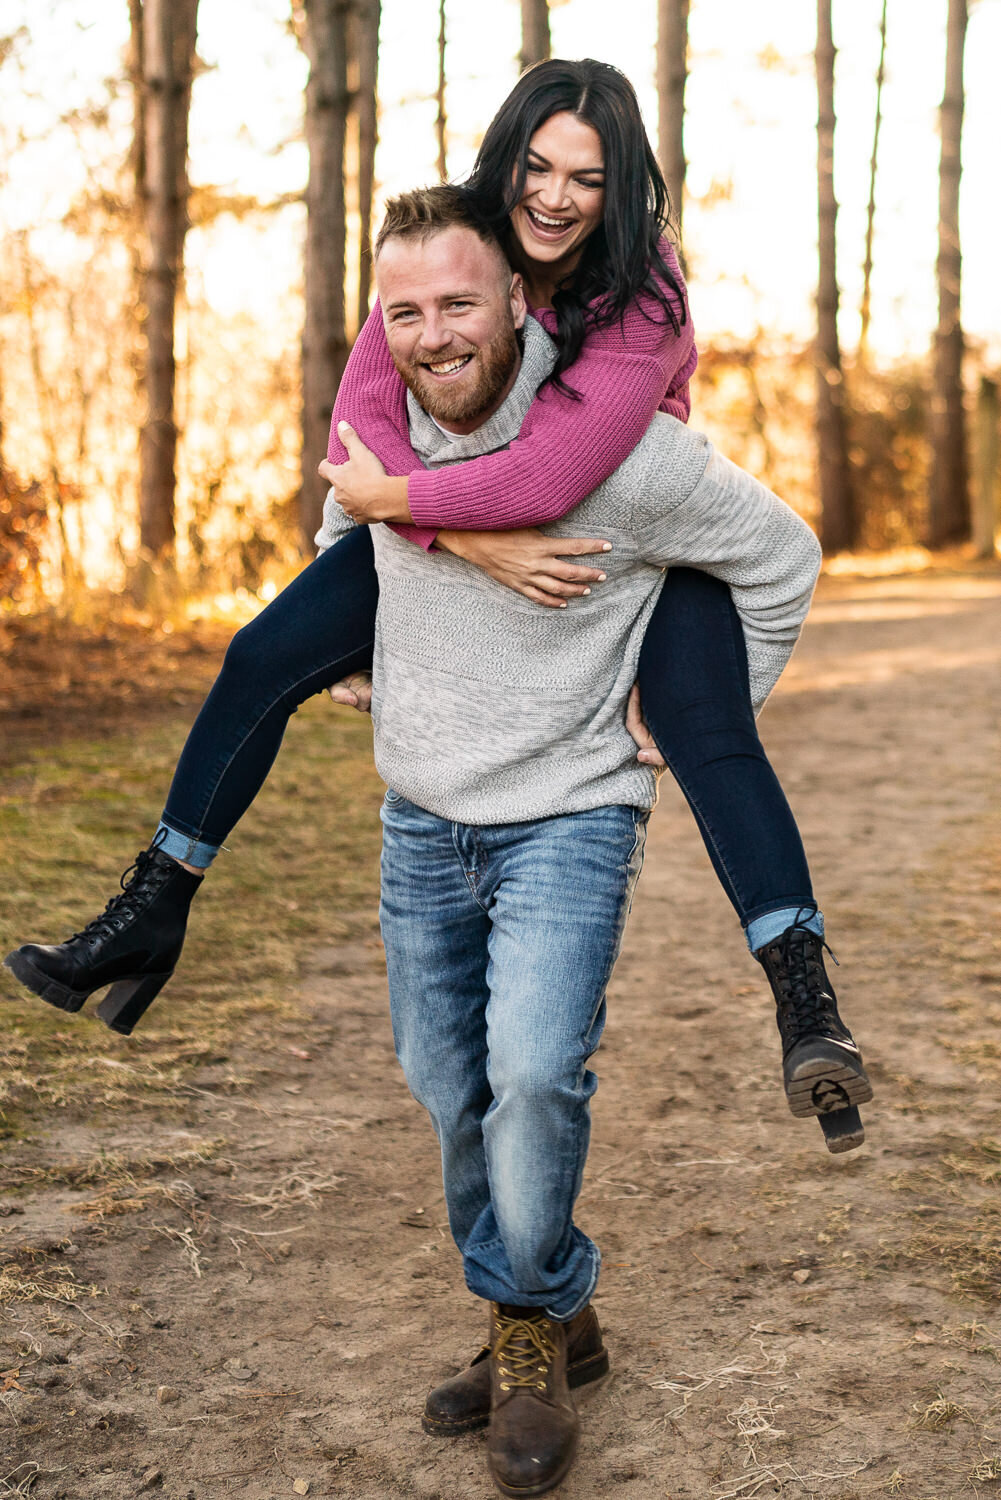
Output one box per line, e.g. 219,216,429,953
745,905,824,954
154,821,220,870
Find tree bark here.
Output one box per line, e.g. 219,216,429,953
859,0,886,356
300,0,351,547
928,0,969,546
972,377,999,559
519,0,550,70
814,0,855,554
353,0,381,329
656,0,689,232
135,0,198,564
435,0,447,181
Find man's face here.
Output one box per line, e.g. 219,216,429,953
376,226,526,434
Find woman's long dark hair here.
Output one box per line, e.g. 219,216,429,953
463,57,686,394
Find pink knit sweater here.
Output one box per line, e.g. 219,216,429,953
326,239,697,551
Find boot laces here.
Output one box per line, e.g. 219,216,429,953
771,911,841,1041
70,846,169,944
493,1315,557,1393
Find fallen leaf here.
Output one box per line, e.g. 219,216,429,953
293,1481,310,1496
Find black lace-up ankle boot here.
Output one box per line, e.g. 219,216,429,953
756,922,872,1135
4,847,203,1035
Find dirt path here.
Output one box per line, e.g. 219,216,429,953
2,568,1000,1500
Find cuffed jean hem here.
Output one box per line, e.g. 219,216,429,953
745,904,824,954
463,1237,601,1324
154,821,221,870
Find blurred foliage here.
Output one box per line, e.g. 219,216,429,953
0,461,49,607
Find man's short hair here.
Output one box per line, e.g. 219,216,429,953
374,184,505,264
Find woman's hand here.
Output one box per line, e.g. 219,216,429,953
329,672,373,713
318,423,412,525
625,684,665,766
436,527,613,608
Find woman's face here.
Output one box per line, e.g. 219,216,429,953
509,111,605,273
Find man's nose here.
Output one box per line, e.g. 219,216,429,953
419,315,452,352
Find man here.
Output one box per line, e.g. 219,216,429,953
318,186,824,1498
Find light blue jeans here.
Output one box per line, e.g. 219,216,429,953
379,793,649,1322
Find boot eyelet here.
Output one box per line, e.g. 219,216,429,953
500,1382,509,1391
537,1381,545,1389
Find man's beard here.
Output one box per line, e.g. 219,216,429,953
393,320,520,426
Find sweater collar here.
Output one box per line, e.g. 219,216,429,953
405,316,557,467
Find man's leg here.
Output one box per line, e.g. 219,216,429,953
456,804,648,1322
450,804,647,1497
379,791,494,1251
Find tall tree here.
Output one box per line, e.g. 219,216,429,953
300,0,350,546
520,0,550,70
858,0,887,356
928,0,969,546
656,0,689,233
814,0,855,553
353,0,381,329
435,0,447,181
131,0,199,564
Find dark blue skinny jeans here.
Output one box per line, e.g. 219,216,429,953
158,528,817,950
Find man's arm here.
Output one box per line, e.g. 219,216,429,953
635,445,822,714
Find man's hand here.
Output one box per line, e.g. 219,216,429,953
626,684,665,766
318,422,412,524
436,527,612,608
329,671,373,713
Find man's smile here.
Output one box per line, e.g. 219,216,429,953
421,353,475,380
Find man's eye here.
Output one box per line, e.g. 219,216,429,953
448,301,470,311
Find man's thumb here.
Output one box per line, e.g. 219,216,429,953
338,420,357,450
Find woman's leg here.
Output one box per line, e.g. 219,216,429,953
638,566,817,951
4,528,379,1033
638,568,871,1151
157,526,378,862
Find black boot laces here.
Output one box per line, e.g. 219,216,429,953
70,843,171,946
493,1315,557,1393
770,909,842,1044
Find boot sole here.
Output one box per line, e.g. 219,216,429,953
785,1058,873,1119
422,1347,608,1438
3,952,171,1035
4,951,89,1014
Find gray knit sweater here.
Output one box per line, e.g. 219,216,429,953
316,317,821,825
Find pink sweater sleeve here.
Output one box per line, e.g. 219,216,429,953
327,239,696,548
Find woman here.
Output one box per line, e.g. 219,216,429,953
5,60,870,1147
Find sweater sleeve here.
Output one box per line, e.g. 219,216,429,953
406,240,696,532
635,446,822,715
326,306,439,552
326,241,696,549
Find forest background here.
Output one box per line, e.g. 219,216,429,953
1,0,999,622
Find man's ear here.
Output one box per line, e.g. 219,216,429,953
509,272,527,330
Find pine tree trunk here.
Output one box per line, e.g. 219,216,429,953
135,0,198,564
928,0,969,546
435,0,447,181
656,0,689,232
519,0,550,70
814,0,855,554
354,0,381,329
859,0,887,356
300,0,351,547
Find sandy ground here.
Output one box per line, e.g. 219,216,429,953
2,566,1001,1500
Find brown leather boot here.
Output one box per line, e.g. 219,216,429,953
486,1304,580,1497
422,1302,608,1437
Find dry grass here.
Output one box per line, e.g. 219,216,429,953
0,684,384,1130
0,1262,101,1307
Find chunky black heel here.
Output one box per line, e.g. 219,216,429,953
96,972,174,1035
818,1105,865,1154
4,847,202,1034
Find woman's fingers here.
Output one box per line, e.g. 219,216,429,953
523,585,571,608
555,536,613,558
